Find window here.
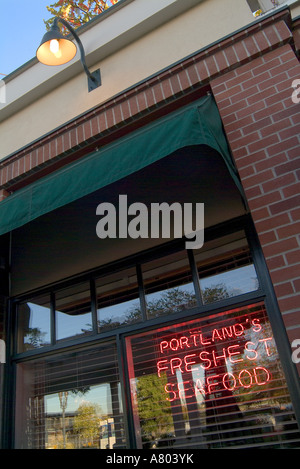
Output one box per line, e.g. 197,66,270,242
126,303,300,448
142,250,196,319
55,282,93,342
17,294,51,352
247,0,288,16
96,267,142,332
194,230,259,304
13,220,300,449
15,343,126,449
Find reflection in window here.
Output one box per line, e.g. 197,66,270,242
55,282,93,342
142,250,196,319
17,295,51,352
96,267,141,332
15,344,126,449
194,232,259,305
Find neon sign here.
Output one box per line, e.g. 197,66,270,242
155,313,274,401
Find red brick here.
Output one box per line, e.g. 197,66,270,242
248,135,279,154
243,36,259,58
186,64,201,86
286,249,300,265
255,213,290,234
226,70,253,90
293,279,300,292
253,102,284,121
274,281,294,298
271,265,300,285
267,137,299,158
270,194,300,215
105,108,115,128
112,104,123,126
283,182,300,198
24,153,31,172
277,221,300,239
278,294,300,313
195,60,210,82
160,79,173,101
98,111,108,133
70,129,77,148
255,154,287,174
63,133,71,152
252,30,270,52
56,135,64,155
263,237,299,258
242,117,271,137
177,69,192,91
244,185,262,200
282,312,300,331
273,21,293,43
279,123,300,142
275,158,300,176
241,169,274,189
37,146,44,166
251,206,270,221
231,149,252,166
262,173,296,194
247,190,282,210
230,131,261,151
169,74,182,95
272,104,299,122
291,207,300,221
267,254,286,270
77,125,84,145
226,115,253,134
233,42,250,64
236,100,265,119
258,230,277,245
120,99,132,122
260,118,292,138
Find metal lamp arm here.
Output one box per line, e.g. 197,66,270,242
53,16,95,82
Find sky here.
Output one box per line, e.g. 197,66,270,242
0,0,52,77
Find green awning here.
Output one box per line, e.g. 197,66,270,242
0,95,242,236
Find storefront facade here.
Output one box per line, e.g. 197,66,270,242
0,0,300,449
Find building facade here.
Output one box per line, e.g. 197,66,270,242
0,0,300,449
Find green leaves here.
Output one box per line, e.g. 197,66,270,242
44,1,119,33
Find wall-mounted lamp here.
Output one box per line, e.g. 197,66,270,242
36,17,101,92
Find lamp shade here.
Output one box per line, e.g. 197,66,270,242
36,28,77,66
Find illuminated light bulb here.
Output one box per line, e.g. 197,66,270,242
49,39,62,58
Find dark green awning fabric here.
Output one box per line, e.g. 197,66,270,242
0,95,242,236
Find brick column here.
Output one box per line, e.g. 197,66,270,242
212,44,300,373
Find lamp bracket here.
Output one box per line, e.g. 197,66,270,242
53,16,101,92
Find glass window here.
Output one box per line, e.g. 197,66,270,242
17,294,51,352
55,282,93,342
96,267,141,333
15,343,127,449
142,250,196,319
194,231,259,305
126,303,300,449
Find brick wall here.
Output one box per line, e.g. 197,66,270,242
211,43,300,373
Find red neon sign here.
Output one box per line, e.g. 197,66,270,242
155,314,274,400
163,366,271,402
